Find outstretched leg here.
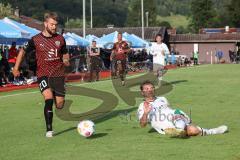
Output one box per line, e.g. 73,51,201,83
186,124,228,136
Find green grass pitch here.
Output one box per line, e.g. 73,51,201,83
0,64,239,160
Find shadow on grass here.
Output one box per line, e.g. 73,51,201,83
55,107,137,137
94,107,137,124
170,136,191,139
169,80,188,85
87,133,108,139
148,128,191,139
54,127,76,136
148,128,157,134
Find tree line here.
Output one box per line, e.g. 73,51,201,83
0,0,240,33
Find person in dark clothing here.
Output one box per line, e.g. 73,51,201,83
88,41,102,82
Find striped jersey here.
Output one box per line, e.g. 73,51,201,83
25,33,67,77
112,41,129,60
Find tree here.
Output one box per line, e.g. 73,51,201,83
189,0,216,32
126,0,157,27
227,0,240,27
65,18,90,28
157,21,172,28
177,26,190,34
1,0,129,27
0,3,13,18
155,0,191,16
126,0,141,26
145,0,157,26
210,0,231,28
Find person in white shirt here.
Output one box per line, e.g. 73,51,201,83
137,80,228,137
149,34,170,86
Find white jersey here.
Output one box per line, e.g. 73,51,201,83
150,42,169,66
137,97,190,134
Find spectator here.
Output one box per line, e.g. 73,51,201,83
79,47,88,72
4,45,9,60
236,49,240,64
71,46,81,73
0,48,9,87
8,42,18,69
26,47,37,76
216,49,224,63
170,50,176,65
165,50,169,65
184,57,191,66
88,41,102,82
229,49,235,63
1,46,9,77
100,48,111,69
193,51,199,65
177,56,183,67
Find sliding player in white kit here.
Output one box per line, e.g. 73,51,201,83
149,34,170,86
137,81,228,137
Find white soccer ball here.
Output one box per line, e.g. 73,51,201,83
77,120,95,137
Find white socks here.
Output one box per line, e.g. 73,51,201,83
197,125,228,136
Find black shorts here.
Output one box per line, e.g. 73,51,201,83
90,57,102,72
37,76,65,97
115,59,127,72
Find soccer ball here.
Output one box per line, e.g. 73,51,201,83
77,120,95,137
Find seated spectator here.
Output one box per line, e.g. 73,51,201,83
177,56,184,67
8,42,18,82
8,42,18,69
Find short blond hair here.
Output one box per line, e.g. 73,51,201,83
44,12,58,22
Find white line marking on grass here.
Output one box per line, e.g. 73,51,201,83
0,73,146,99
0,91,39,99
68,73,145,86
176,64,211,70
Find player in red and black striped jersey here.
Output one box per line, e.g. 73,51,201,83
110,32,130,86
13,12,70,138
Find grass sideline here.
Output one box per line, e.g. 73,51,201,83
0,64,239,160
